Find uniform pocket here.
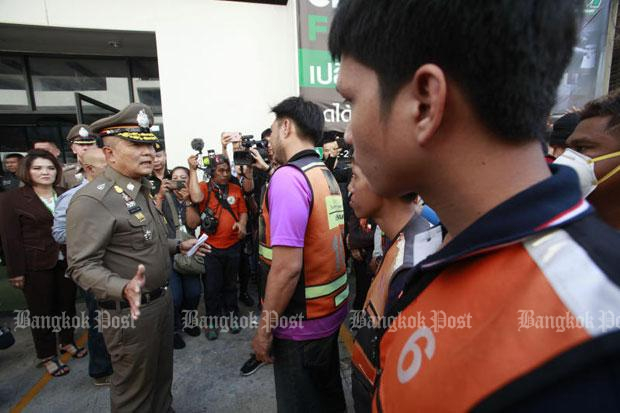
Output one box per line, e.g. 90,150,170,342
127,216,155,250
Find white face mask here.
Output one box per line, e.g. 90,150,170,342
554,148,620,197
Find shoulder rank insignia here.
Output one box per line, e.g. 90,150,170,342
134,212,145,222
114,185,124,193
127,183,135,191
97,184,106,191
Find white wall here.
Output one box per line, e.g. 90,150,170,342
0,0,299,167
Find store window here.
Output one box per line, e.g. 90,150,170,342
30,57,131,112
0,56,29,111
131,59,161,114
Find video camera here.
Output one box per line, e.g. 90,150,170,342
190,138,219,180
233,135,269,166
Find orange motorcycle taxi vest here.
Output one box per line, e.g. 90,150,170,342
351,215,436,410
258,153,348,320
373,229,620,412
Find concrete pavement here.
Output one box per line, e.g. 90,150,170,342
0,293,355,413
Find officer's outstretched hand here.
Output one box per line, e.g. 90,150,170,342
123,264,146,320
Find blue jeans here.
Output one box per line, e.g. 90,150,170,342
202,243,241,320
82,289,113,379
169,267,202,332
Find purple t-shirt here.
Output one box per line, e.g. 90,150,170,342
268,165,348,341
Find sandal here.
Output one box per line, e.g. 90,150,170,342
43,356,70,377
59,342,88,359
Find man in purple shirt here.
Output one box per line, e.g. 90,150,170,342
252,97,348,412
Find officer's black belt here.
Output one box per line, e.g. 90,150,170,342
98,285,168,310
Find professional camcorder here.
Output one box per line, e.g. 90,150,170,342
233,134,269,166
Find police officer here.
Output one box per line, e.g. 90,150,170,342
62,124,97,189
67,103,207,413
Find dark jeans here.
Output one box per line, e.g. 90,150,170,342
202,243,241,320
22,261,76,359
273,330,346,413
169,267,202,332
82,289,113,378
352,258,373,311
238,237,258,295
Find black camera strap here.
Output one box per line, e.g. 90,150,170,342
214,185,239,222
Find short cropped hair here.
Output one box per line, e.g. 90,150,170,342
329,0,582,143
17,149,63,186
261,128,272,140
4,153,23,161
272,97,324,146
579,91,620,134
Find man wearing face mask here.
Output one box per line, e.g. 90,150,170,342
558,93,620,230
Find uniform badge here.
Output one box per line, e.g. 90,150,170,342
227,196,236,205
127,183,135,191
134,212,145,222
97,184,106,191
137,110,150,129
143,229,153,241
78,127,89,138
114,185,123,193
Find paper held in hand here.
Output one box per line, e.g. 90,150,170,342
187,233,208,257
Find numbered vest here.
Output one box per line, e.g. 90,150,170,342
374,230,620,412
258,154,348,320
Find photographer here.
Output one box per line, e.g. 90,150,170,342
224,130,273,307
156,167,202,349
188,153,247,340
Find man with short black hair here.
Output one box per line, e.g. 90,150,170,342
565,92,620,230
252,96,348,412
330,0,620,411
0,153,23,191
188,154,248,340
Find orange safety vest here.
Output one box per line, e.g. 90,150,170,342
351,215,435,411
258,153,348,320
373,229,620,412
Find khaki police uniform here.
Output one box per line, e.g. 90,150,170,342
66,104,176,413
62,124,96,189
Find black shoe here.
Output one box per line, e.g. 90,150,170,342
206,328,219,341
239,292,255,307
173,333,186,350
240,354,265,376
183,326,201,337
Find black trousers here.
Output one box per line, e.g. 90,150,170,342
273,330,346,413
22,261,77,359
202,243,241,320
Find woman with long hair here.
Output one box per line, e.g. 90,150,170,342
0,149,85,377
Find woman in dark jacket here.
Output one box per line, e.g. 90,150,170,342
0,149,85,377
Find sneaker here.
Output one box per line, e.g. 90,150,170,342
173,333,186,350
206,328,219,341
93,375,112,386
183,326,201,337
239,292,255,307
240,354,265,376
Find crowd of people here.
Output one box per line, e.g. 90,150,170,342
1,0,620,412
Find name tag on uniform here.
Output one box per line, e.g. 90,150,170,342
134,212,146,222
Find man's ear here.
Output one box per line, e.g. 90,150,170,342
405,64,447,147
280,118,293,140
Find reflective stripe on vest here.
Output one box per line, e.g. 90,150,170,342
375,229,620,412
259,244,272,261
259,157,348,320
